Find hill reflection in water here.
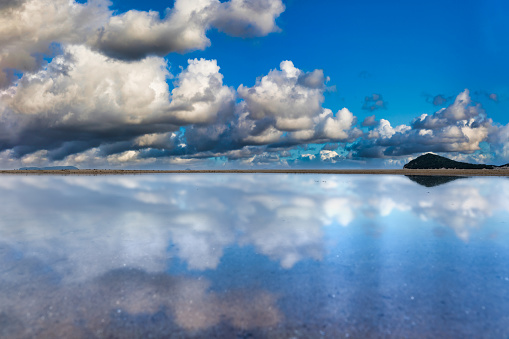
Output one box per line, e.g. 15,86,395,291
0,174,508,338
405,175,466,187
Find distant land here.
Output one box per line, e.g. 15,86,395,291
404,153,509,170
0,154,506,176
19,166,79,171
1,168,507,177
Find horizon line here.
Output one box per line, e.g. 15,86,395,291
1,169,508,177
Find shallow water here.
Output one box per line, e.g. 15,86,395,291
0,174,508,338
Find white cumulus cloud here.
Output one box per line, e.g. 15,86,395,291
165,58,235,125
238,60,326,132
0,0,111,87
0,0,285,87
355,89,497,158
90,0,285,60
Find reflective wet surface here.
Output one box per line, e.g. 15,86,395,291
0,174,508,338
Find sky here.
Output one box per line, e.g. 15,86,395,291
0,0,508,169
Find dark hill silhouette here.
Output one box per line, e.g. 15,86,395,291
404,153,508,170
405,175,465,187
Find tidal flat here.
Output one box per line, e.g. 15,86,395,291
0,174,508,338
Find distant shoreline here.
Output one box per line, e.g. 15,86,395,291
1,169,508,176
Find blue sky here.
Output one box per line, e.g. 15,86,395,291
0,0,508,168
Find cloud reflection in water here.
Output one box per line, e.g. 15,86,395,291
0,174,508,274
0,174,508,337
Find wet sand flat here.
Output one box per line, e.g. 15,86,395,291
1,169,509,176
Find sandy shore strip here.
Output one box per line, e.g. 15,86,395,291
0,169,508,176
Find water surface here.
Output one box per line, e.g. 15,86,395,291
0,174,508,338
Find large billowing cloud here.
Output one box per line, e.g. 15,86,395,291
6,45,170,122
0,0,110,87
235,61,360,146
352,89,498,159
412,90,486,130
0,0,285,87
160,61,361,162
238,61,327,132
135,61,360,163
211,0,285,37
0,45,174,159
0,0,296,167
0,44,241,161
90,0,214,60
165,58,235,125
93,0,285,60
1,49,508,167
3,59,507,167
